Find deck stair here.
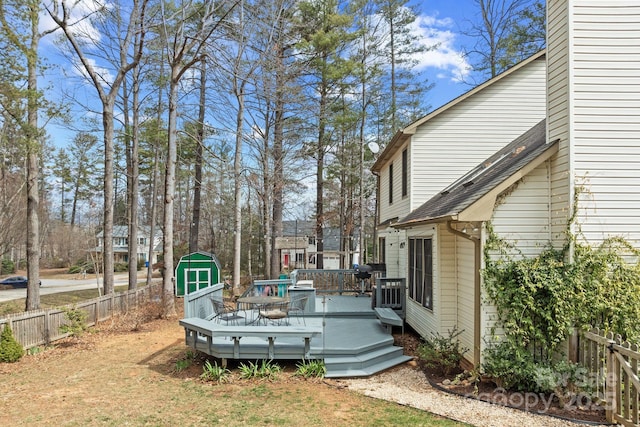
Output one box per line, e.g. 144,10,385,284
373,307,404,334
322,344,412,378
310,316,412,378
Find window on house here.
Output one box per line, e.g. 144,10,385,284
296,253,304,263
402,149,407,197
308,236,315,245
389,163,394,204
408,238,433,310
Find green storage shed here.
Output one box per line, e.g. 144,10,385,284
175,251,222,296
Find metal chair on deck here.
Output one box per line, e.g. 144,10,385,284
258,301,290,326
209,298,244,325
288,296,308,325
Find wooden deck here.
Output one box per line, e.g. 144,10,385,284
180,293,412,378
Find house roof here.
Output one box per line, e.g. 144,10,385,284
371,50,546,174
281,220,359,252
394,120,558,228
96,225,161,238
282,220,315,237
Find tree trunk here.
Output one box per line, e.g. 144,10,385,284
25,21,40,310
102,103,115,296
270,40,285,279
162,66,180,317
190,58,206,254
127,49,141,290
233,86,244,295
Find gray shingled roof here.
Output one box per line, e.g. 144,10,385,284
396,120,557,227
281,220,358,252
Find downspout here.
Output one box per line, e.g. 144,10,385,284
446,220,481,367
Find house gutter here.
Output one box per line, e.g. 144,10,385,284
446,220,481,367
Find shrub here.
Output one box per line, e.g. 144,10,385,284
114,262,128,272
60,308,88,337
1,258,15,275
482,341,539,391
68,260,95,275
417,326,468,376
0,325,25,363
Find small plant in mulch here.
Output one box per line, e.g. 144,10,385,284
0,324,24,363
239,359,282,380
200,360,231,383
174,350,198,373
295,359,326,378
417,326,468,377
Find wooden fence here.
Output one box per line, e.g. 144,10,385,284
0,283,163,350
580,328,640,426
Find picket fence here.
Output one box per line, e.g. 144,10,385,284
580,328,640,426
0,283,162,350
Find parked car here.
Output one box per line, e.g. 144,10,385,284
0,276,41,288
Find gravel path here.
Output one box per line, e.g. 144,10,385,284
339,365,608,427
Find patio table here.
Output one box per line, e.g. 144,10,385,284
237,296,286,324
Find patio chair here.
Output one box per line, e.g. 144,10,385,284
210,298,244,325
287,296,308,326
258,300,290,326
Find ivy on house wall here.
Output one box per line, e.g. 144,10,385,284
481,188,640,390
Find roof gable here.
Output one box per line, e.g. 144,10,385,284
372,50,546,173
395,120,558,227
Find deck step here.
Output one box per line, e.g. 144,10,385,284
324,352,413,378
323,345,412,378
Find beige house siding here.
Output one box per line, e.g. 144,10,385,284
409,57,547,209
377,228,406,277
571,1,640,244
490,162,553,256
454,234,475,363
378,143,410,224
547,0,572,248
439,226,457,332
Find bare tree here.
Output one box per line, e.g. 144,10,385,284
0,0,60,310
46,0,148,295
463,0,539,80
157,0,236,316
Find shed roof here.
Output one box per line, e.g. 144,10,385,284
394,120,558,228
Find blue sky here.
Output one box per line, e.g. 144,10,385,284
40,0,482,149
409,0,481,110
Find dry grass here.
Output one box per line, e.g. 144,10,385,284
0,306,466,427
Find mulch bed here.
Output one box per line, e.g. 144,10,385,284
393,330,609,425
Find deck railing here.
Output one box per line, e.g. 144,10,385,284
290,269,359,294
0,283,162,350
374,277,406,319
183,283,224,319
233,271,406,320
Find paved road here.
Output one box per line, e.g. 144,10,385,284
0,274,147,303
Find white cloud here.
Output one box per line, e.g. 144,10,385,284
40,0,106,44
72,56,114,86
409,13,471,82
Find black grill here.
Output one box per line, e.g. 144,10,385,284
354,264,373,280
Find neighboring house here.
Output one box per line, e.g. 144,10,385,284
94,225,162,267
275,220,360,272
371,0,640,368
